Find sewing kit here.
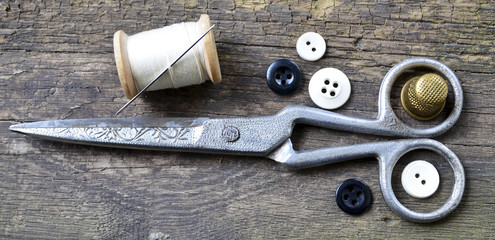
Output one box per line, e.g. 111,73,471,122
9,14,465,223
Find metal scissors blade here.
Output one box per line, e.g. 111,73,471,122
9,116,289,155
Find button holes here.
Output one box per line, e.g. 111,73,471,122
336,179,371,215
306,41,310,45
415,173,420,178
266,59,301,94
421,180,426,185
333,82,339,88
330,91,336,97
321,88,327,93
324,80,330,85
311,47,316,52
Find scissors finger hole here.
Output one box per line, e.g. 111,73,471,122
391,149,455,213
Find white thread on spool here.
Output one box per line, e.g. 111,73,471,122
113,14,221,99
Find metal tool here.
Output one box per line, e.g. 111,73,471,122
9,58,464,223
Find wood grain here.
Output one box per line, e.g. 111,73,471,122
1,0,494,239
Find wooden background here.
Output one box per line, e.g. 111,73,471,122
1,0,494,239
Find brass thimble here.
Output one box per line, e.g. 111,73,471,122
400,73,448,120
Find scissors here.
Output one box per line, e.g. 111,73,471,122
9,58,465,223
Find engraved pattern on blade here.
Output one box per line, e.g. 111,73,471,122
33,127,193,145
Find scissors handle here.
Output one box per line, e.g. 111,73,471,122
376,58,463,137
276,58,463,138
271,139,465,223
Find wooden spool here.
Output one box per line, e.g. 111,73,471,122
113,14,222,99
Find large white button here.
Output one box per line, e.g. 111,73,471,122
296,32,326,61
308,68,351,110
401,160,440,199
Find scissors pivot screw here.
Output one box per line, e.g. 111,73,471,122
401,73,448,120
222,126,240,142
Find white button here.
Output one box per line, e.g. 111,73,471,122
401,160,440,199
308,68,351,110
296,32,326,61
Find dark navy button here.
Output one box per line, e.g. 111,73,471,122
336,179,372,215
266,59,301,95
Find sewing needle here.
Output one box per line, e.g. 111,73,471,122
115,24,216,115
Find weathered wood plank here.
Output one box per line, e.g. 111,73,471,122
1,0,494,239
